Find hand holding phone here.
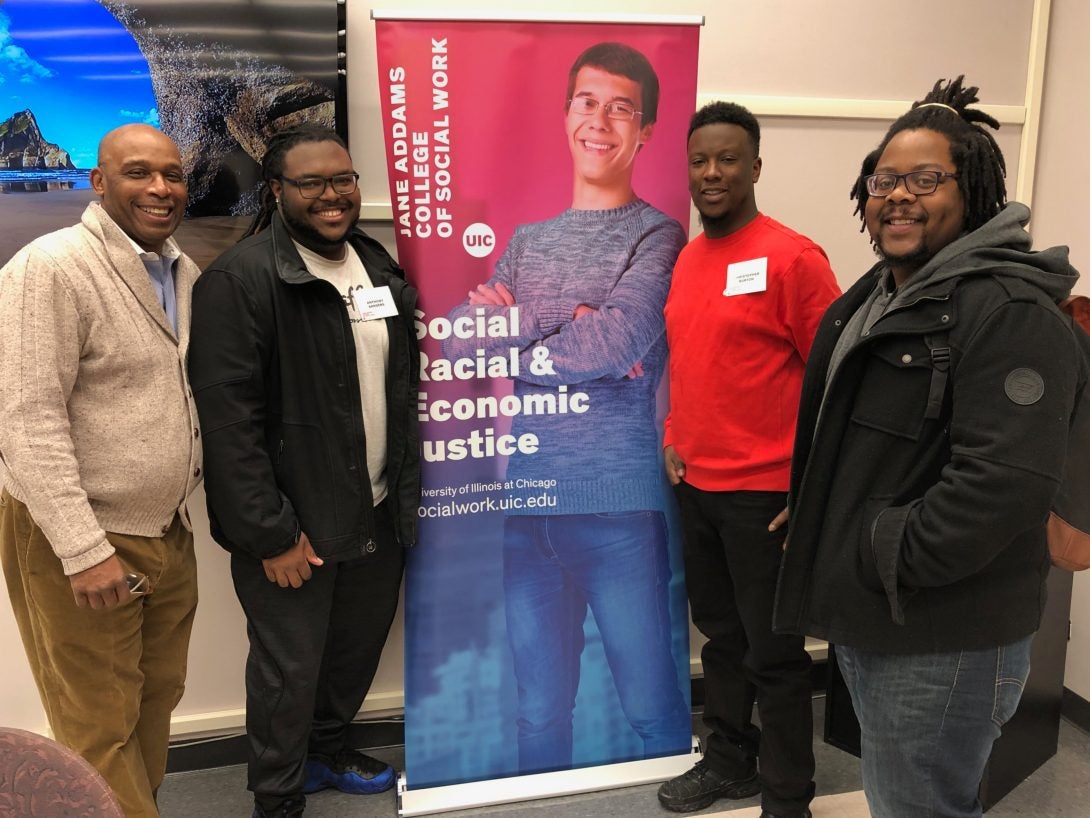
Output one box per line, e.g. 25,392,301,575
125,571,150,595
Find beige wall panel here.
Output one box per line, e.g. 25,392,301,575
697,0,1033,104
1033,0,1090,698
174,494,246,723
1030,0,1090,293
0,597,46,733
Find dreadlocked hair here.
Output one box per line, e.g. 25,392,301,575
849,76,1006,236
242,124,348,238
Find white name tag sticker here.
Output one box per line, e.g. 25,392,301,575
724,257,768,296
356,285,399,321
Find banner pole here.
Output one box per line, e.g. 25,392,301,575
398,741,700,817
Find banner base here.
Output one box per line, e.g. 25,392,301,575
398,739,700,816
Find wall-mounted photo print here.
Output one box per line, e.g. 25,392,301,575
0,0,344,266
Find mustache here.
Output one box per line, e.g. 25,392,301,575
876,205,924,222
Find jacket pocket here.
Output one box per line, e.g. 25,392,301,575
859,495,919,625
850,342,935,440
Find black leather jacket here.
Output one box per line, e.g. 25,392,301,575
188,213,420,562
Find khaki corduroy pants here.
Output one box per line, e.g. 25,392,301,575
0,489,197,818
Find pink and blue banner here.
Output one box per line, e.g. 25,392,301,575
375,16,700,793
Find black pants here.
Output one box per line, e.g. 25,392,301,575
231,502,405,811
675,484,815,814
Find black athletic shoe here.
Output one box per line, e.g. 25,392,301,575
251,796,305,817
657,759,760,812
759,810,812,818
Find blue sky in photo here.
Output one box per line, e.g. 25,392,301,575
0,0,158,169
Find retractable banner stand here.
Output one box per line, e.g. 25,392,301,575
373,12,701,814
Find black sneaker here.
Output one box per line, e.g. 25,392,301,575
759,811,812,818
251,796,305,817
657,760,760,812
303,748,395,795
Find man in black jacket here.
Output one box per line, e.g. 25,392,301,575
774,78,1084,818
188,125,420,818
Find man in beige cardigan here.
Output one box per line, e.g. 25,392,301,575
0,124,203,818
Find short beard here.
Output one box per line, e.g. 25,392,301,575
873,236,934,276
281,206,354,256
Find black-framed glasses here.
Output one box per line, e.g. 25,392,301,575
865,171,958,197
280,172,359,199
567,97,642,121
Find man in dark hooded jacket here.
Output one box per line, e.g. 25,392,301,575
774,77,1085,818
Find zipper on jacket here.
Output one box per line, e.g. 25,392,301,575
277,439,284,465
319,273,377,548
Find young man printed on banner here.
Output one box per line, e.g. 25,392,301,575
444,41,691,774
188,125,421,818
0,124,202,818
656,102,840,817
774,77,1084,818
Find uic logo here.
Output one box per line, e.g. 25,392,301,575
462,223,495,258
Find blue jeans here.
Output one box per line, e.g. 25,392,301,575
836,636,1033,818
503,511,690,773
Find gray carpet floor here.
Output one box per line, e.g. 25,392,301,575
157,697,1090,817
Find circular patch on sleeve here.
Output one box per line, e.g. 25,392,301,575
1004,368,1045,405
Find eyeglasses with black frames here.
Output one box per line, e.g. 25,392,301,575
280,172,360,199
865,171,958,197
567,97,643,122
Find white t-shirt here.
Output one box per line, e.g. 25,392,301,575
293,240,390,506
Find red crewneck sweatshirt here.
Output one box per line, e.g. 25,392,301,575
663,214,841,491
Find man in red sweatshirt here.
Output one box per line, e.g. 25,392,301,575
656,102,840,817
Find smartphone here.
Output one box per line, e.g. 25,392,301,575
124,572,149,595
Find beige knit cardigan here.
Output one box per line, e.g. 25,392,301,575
0,203,203,575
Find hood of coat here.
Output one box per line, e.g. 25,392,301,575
893,202,1079,303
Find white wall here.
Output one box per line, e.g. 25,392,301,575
1032,0,1090,700
3,0,1059,736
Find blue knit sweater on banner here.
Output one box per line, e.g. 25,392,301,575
446,199,686,514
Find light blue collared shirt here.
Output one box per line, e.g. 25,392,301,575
125,234,182,334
